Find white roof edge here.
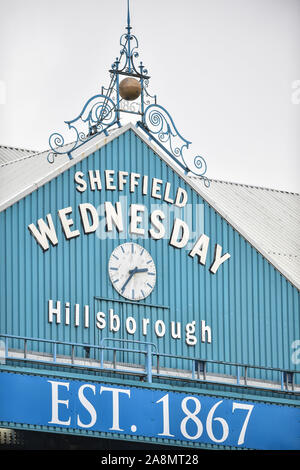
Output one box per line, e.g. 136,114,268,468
189,176,300,197
1,122,299,290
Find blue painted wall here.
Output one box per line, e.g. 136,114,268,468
0,129,299,381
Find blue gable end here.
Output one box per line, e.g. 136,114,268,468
0,127,299,381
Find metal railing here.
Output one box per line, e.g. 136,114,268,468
0,334,299,394
0,334,156,382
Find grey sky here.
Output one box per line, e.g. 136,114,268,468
0,0,299,192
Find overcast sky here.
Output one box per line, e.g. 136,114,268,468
0,0,299,192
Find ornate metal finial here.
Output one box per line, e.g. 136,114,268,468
47,1,209,186
127,0,131,32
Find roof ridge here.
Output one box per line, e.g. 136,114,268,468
190,176,300,196
0,152,45,168
0,144,38,153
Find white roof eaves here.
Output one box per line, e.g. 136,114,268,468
0,122,299,291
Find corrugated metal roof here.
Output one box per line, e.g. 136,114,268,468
0,124,299,289
191,177,300,289
0,145,38,165
0,142,76,210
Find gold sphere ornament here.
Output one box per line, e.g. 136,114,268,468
119,77,141,101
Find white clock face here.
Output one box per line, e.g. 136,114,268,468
108,242,156,301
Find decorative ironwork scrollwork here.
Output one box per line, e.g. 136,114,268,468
142,104,209,184
118,33,140,75
47,94,118,163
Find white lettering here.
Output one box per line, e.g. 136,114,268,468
105,201,124,233
130,173,140,193
171,321,181,339
118,171,128,191
48,381,71,426
105,170,116,190
142,175,148,195
88,170,102,191
74,171,87,193
189,234,209,265
155,320,166,338
174,187,188,207
28,214,58,251
109,308,120,332
186,321,197,346
210,244,231,274
84,305,89,328
99,386,131,431
151,178,163,199
163,182,174,204
201,320,211,343
96,312,106,330
79,203,99,234
149,209,165,240
58,207,80,240
169,218,189,249
75,304,80,327
142,318,150,336
48,299,61,324
130,204,145,236
77,384,97,428
65,302,70,326
126,316,137,335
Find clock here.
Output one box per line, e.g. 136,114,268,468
108,242,156,301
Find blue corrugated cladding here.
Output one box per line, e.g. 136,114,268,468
0,129,299,380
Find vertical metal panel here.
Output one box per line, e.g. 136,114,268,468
0,129,299,383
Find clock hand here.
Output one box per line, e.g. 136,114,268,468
129,268,148,274
121,267,149,293
121,266,137,293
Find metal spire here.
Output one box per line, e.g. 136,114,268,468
127,0,131,32
126,0,132,72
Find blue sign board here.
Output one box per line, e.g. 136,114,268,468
0,372,299,449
